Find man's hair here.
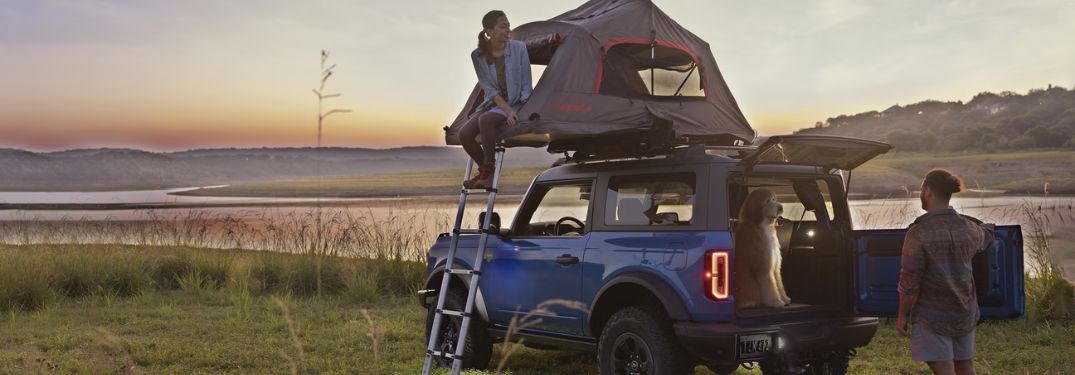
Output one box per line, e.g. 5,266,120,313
923,169,963,201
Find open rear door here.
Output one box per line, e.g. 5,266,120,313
741,135,892,171
853,226,1025,319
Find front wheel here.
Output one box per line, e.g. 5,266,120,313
424,287,492,370
597,306,694,375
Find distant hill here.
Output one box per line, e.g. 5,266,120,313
793,85,1075,152
0,147,559,191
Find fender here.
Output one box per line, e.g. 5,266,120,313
421,260,491,323
589,272,692,333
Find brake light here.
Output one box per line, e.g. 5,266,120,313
704,250,730,301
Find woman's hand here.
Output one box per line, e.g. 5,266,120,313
506,109,518,125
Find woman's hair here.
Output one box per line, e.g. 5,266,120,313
923,169,963,200
478,10,506,59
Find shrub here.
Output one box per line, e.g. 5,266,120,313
51,254,103,297
343,268,379,304
251,254,290,294
1028,276,1075,322
50,253,149,297
251,253,347,296
1022,203,1075,322
152,254,189,290
151,250,232,290
0,255,53,312
292,256,347,296
103,255,151,297
186,251,232,289
371,258,425,296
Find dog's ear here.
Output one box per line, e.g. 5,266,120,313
739,190,762,223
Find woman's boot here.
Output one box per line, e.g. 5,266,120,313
470,164,495,190
463,167,484,189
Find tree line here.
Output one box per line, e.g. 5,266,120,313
794,85,1075,152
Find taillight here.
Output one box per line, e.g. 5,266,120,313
704,250,730,301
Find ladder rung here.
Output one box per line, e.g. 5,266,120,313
447,268,480,276
428,350,464,361
454,228,495,235
463,187,498,194
437,308,472,318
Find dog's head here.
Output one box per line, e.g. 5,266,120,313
739,188,783,225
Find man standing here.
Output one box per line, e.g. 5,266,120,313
897,169,995,375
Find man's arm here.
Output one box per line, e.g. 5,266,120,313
897,227,924,337
980,223,996,253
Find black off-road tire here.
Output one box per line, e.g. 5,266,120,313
804,351,850,375
706,363,742,375
597,306,694,375
424,287,492,371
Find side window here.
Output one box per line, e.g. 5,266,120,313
730,180,834,224
605,173,695,226
521,182,592,236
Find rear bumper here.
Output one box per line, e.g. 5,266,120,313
673,316,879,364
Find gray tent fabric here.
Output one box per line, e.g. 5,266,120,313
445,0,756,150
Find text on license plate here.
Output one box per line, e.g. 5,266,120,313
737,334,772,358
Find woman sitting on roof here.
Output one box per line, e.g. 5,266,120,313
459,10,532,190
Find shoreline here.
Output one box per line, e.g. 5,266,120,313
0,192,1070,211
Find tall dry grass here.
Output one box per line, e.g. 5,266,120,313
0,245,424,314
0,205,450,261
1021,203,1075,321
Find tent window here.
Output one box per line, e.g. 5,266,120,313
599,43,705,98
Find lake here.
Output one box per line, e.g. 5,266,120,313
1,189,1071,269
0,188,1071,230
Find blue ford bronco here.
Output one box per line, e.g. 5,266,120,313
419,135,1024,374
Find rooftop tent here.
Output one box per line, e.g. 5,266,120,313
444,0,756,156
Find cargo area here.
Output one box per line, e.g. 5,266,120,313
728,175,851,318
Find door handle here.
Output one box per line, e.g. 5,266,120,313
555,254,580,265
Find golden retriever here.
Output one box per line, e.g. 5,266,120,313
733,188,791,308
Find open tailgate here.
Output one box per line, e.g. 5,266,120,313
741,135,893,170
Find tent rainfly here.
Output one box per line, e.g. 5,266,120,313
444,0,756,156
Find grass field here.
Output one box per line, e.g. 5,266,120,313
0,244,1072,374
180,150,1075,198
3,290,1073,374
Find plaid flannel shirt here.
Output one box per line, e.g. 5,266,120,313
898,207,995,336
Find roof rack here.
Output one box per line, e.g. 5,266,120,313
703,145,758,152
702,145,758,159
551,143,758,167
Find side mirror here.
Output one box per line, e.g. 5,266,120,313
478,211,501,232
658,212,679,223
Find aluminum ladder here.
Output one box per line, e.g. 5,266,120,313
422,143,505,375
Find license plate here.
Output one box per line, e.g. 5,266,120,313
737,334,772,359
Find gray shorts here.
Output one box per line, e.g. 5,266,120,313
911,322,975,362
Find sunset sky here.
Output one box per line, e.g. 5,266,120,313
1,0,1072,151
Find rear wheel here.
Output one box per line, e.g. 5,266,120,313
597,306,694,375
424,286,492,370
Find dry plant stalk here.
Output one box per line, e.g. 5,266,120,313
93,327,142,374
273,296,305,374
497,299,589,371
361,309,386,366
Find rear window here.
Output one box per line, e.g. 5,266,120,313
599,43,704,98
605,173,695,226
